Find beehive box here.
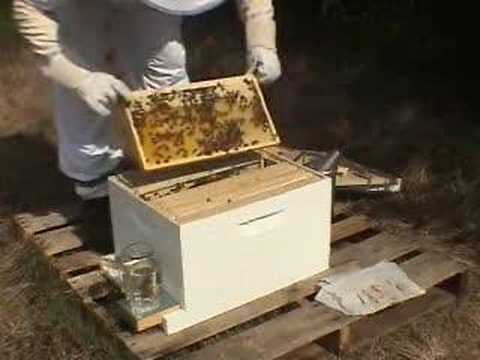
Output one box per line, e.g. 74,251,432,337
119,75,280,171
109,153,332,334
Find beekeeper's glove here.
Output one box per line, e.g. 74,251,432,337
42,55,130,117
236,0,282,85
247,47,281,85
74,72,130,117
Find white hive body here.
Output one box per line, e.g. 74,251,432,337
109,155,332,334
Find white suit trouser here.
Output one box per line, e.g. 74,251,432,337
53,5,188,190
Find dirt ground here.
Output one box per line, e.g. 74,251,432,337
1,3,480,359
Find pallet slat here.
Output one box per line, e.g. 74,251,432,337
338,288,455,352
54,250,102,275
331,215,371,243
13,202,82,238
178,250,460,360
182,304,356,360
331,232,419,267
11,199,469,360
400,251,467,289
68,270,112,300
36,225,85,257
277,343,329,360
124,262,359,359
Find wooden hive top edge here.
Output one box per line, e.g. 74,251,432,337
149,162,322,224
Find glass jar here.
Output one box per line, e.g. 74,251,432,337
120,242,160,316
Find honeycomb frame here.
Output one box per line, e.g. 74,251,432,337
120,75,280,171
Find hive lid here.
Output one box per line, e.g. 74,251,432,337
121,75,280,171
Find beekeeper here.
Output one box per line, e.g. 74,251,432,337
14,0,282,200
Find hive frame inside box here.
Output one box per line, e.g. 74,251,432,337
108,151,332,334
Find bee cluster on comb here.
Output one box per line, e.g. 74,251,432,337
124,75,280,170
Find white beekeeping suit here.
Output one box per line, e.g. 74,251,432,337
13,0,281,200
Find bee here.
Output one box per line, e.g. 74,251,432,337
176,148,188,158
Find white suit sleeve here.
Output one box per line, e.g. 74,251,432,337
13,0,60,56
13,0,90,89
235,0,277,51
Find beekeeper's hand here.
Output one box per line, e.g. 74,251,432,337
247,46,282,85
74,72,131,117
43,55,130,117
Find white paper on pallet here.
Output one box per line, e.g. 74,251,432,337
314,261,425,316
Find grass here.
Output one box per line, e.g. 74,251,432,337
0,221,96,360
0,46,53,140
0,219,132,360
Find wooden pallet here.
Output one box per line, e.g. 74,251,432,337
12,201,468,360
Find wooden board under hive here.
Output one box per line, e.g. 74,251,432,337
120,75,280,171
